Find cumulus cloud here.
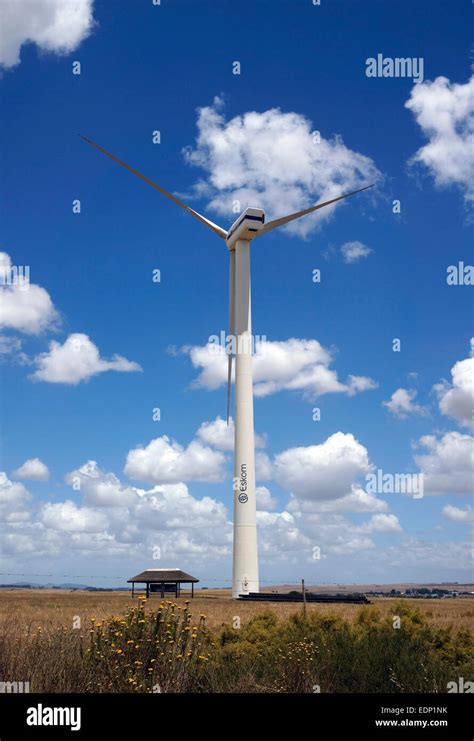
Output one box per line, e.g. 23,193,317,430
66,460,138,508
0,472,31,523
288,509,377,556
0,0,95,69
383,388,426,418
256,451,273,481
273,431,373,501
442,505,474,523
340,240,372,263
66,461,229,538
183,97,379,236
182,338,377,400
13,457,49,481
124,436,226,485
286,485,388,514
0,424,406,573
0,457,232,563
257,509,311,557
196,416,266,451
122,415,268,488
0,252,59,335
414,431,474,495
405,75,474,205
40,500,108,533
274,508,402,561
1,444,406,572
360,513,402,533
434,339,474,430
133,483,228,532
31,333,142,384
256,486,278,512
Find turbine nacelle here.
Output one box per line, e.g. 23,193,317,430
226,207,265,250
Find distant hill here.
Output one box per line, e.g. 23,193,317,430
0,582,129,591
0,581,473,594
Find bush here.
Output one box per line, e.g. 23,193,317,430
0,601,472,693
85,597,213,692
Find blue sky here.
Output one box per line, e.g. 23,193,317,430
0,0,472,588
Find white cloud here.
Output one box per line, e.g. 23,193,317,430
269,506,402,561
0,333,31,366
1,458,232,563
0,334,21,355
360,513,402,533
287,485,388,514
13,458,49,481
0,472,31,523
382,538,472,574
0,443,406,574
196,415,266,451
442,505,474,523
66,460,138,508
133,483,228,532
67,467,230,541
183,338,377,400
124,435,226,485
288,509,378,556
273,431,373,501
31,333,142,384
340,240,372,263
256,451,273,481
40,500,107,533
183,97,379,237
434,339,474,430
414,431,474,495
326,535,376,555
257,509,311,557
196,416,235,450
256,486,278,512
405,75,474,204
0,253,59,335
0,0,95,69
383,388,426,418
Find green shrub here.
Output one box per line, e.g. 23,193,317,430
1,601,472,693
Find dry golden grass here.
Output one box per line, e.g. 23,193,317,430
1,590,472,693
0,588,472,633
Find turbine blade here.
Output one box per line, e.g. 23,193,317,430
226,250,236,425
79,135,227,239
257,184,375,237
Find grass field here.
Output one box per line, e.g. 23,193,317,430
1,589,473,693
1,588,473,632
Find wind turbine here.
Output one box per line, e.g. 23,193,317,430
79,134,373,598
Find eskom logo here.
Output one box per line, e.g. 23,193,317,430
26,704,81,732
238,463,248,502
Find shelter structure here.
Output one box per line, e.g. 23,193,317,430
127,568,199,598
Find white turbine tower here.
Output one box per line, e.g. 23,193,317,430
80,135,373,598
